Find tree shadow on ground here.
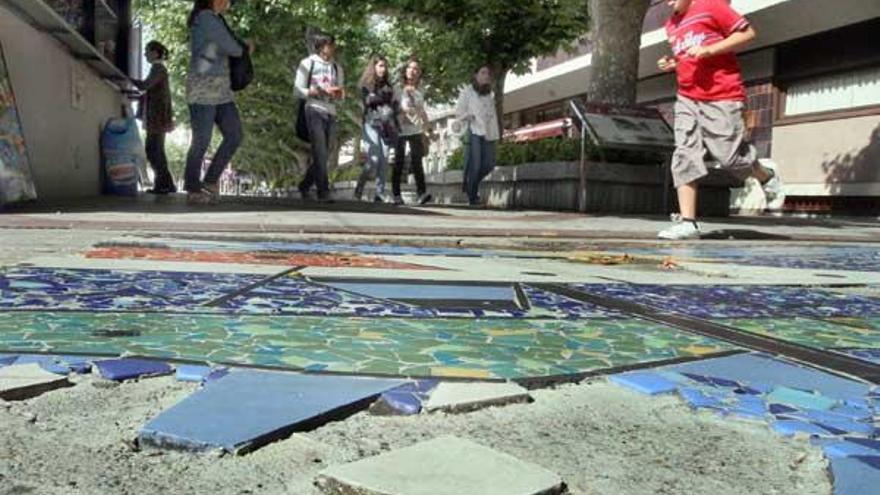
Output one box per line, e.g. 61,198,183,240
699,229,792,241
0,195,448,217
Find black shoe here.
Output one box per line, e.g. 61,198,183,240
418,193,433,205
299,186,312,201
317,195,335,204
373,194,384,203
147,186,176,195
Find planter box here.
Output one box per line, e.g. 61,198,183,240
334,161,738,216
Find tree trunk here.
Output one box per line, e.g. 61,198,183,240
586,0,652,105
492,64,508,136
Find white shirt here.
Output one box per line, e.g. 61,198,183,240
294,54,345,116
455,85,500,141
395,85,426,137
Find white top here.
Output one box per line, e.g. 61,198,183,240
455,85,500,141
294,54,345,116
395,85,427,137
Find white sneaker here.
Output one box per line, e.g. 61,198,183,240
657,218,701,240
758,159,785,208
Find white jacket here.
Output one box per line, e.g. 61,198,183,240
455,85,500,141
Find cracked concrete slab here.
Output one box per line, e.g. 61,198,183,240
315,435,565,495
423,382,532,414
0,363,72,400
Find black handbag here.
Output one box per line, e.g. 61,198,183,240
219,15,253,92
295,62,315,142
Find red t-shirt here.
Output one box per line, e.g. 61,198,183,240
665,0,750,101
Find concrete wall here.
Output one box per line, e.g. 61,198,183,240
772,115,880,196
335,162,733,216
0,5,124,200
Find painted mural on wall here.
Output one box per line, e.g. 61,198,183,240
0,40,37,205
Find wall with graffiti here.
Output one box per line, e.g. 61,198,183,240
0,39,36,205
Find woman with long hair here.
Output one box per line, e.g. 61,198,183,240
183,0,252,204
135,40,175,194
391,57,432,205
455,65,499,206
354,54,397,202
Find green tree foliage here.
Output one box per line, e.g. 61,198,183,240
134,0,377,188
332,0,591,128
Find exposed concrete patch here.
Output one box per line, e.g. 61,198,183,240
0,363,72,401
0,375,832,494
423,382,532,414
315,435,565,495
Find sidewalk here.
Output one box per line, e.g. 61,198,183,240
1,194,878,242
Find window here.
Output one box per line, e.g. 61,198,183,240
783,66,880,117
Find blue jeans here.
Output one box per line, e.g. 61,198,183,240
465,132,496,203
355,124,390,197
185,102,243,192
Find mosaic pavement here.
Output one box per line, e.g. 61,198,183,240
0,312,734,379
592,244,880,272
2,240,880,378
85,246,440,270
569,283,880,364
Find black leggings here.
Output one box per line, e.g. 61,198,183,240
145,132,175,190
392,134,426,197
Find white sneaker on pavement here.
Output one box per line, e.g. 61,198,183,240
657,218,701,240
758,158,785,208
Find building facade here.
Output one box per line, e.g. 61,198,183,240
0,0,135,202
432,0,880,212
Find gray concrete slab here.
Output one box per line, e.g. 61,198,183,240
0,363,72,400
423,382,532,414
315,435,565,495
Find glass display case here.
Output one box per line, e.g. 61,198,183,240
95,0,119,62
44,0,86,31
42,0,126,72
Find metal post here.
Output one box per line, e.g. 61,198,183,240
578,126,587,213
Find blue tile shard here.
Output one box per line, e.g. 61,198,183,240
609,372,679,396
830,457,880,495
667,353,871,402
94,359,173,381
370,380,439,416
175,365,227,383
139,370,404,454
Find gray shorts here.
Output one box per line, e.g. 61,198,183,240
671,95,758,188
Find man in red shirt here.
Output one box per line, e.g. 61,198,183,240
658,0,782,240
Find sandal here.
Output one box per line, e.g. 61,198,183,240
186,190,213,205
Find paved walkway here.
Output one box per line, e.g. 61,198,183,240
2,196,879,492
2,195,878,241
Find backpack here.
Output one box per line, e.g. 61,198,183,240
295,61,315,142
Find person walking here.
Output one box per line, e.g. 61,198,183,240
135,40,176,194
391,57,432,206
455,65,499,206
354,55,396,203
295,33,345,202
183,0,252,204
657,0,782,240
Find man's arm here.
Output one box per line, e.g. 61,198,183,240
688,25,756,59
